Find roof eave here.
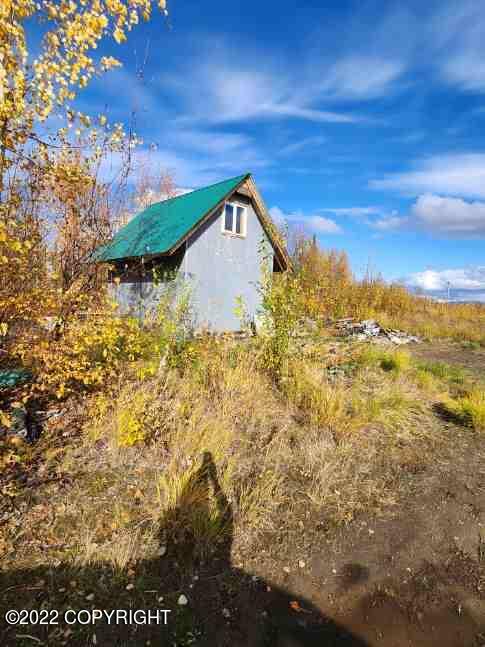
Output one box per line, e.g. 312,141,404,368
165,173,252,256
95,172,292,271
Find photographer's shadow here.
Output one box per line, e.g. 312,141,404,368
153,451,368,647
0,451,369,646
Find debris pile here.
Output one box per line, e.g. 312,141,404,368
335,319,421,345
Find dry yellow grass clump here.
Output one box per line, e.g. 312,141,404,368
443,388,485,432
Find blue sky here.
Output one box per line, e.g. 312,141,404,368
71,0,485,298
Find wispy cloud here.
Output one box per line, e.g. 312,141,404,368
164,38,406,127
269,206,343,234
370,153,485,200
109,146,253,189
319,205,407,232
169,63,364,125
313,56,405,101
279,136,326,156
429,1,485,92
370,215,407,231
164,130,253,156
261,104,359,124
320,206,382,217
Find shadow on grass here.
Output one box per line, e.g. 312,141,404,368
1,452,369,646
432,401,466,426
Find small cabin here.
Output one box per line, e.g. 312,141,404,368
96,173,290,332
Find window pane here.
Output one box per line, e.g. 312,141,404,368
224,203,234,231
235,207,244,234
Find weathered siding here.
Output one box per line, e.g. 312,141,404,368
184,193,273,331
108,252,186,323
110,193,273,332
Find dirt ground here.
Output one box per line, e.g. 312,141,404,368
1,341,485,646
234,341,485,646
408,341,485,381
241,424,485,646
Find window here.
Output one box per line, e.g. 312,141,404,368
222,202,246,236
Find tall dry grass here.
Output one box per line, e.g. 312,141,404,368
293,239,485,344
10,331,483,576
70,340,449,566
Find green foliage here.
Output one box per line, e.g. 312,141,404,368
379,350,411,373
234,295,252,332
154,278,193,369
257,264,302,380
356,346,411,374
417,361,466,385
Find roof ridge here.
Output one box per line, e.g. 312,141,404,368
149,172,250,210
95,172,255,262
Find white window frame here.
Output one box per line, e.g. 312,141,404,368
221,201,247,237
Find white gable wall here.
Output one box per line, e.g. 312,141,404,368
184,192,274,331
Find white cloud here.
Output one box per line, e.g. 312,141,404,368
371,153,485,200
321,206,382,217
280,136,326,156
106,148,245,189
265,104,359,124
123,124,270,188
319,205,406,231
429,1,485,92
173,63,362,124
269,206,342,234
166,40,404,127
166,130,253,156
371,215,407,231
405,267,485,291
411,194,485,236
316,57,405,101
305,216,343,234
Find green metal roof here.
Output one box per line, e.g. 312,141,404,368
96,173,250,262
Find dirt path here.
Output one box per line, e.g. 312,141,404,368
408,341,485,381
233,428,485,646
235,360,485,647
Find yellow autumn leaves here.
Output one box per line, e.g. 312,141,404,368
0,0,167,128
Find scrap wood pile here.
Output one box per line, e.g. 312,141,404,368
335,318,421,345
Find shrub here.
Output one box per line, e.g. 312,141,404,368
15,308,149,399
292,236,485,344
116,389,151,447
153,277,194,369
356,346,411,374
380,350,411,373
257,266,302,380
